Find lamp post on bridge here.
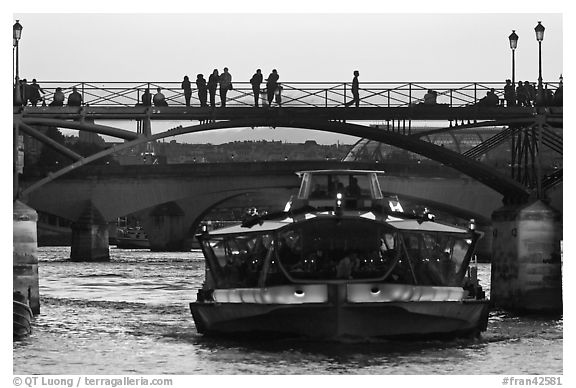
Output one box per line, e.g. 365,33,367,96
534,21,545,105
13,20,23,106
508,30,518,86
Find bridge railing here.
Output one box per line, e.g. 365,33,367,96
25,81,560,108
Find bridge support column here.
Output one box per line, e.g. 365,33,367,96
141,202,188,251
13,200,40,314
490,200,562,313
70,202,110,262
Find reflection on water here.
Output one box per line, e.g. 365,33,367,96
13,247,562,375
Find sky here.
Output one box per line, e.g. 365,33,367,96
7,2,568,145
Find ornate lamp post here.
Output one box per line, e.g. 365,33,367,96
534,21,545,103
508,30,519,86
13,20,23,105
13,20,23,79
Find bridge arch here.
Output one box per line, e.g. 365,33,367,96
21,117,529,201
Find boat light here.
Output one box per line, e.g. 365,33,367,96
469,218,476,230
336,192,343,208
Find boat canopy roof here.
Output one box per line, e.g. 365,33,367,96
296,169,386,177
202,215,469,237
386,219,469,234
204,219,292,236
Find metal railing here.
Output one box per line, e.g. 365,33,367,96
18,81,561,108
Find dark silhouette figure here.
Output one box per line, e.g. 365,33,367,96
49,87,65,107
28,79,45,107
266,69,279,106
67,86,83,106
20,79,29,106
524,81,536,107
181,76,192,107
345,70,360,107
504,79,516,107
516,81,529,107
219,67,232,107
196,74,208,107
275,83,283,107
423,89,437,105
346,177,361,196
553,81,563,106
141,88,152,106
478,88,499,106
153,87,168,107
208,69,219,108
250,69,263,107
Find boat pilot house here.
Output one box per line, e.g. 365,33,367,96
197,171,479,291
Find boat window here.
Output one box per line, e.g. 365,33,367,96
202,233,275,288
399,232,472,286
370,173,384,199
276,219,400,282
297,173,311,199
308,174,372,200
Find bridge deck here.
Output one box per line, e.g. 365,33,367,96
14,105,561,122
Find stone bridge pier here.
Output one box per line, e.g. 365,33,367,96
490,199,562,313
70,202,110,261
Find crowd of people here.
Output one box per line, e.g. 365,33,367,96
421,77,563,108
13,78,83,107
503,78,563,107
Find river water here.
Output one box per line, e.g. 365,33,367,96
13,247,563,375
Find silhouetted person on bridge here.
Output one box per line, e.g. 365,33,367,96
504,79,515,107
28,79,45,107
423,89,437,105
67,86,83,106
525,81,536,107
516,81,529,107
478,88,499,106
266,69,279,106
196,74,208,107
345,70,360,107
219,67,232,107
141,88,152,106
153,87,168,107
553,80,563,106
49,87,65,106
250,69,263,107
20,79,29,106
181,76,192,107
208,69,219,108
275,83,283,107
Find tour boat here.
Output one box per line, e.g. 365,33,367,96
189,170,489,340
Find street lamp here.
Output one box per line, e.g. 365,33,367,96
13,20,23,105
13,20,22,80
508,30,519,86
534,21,545,103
